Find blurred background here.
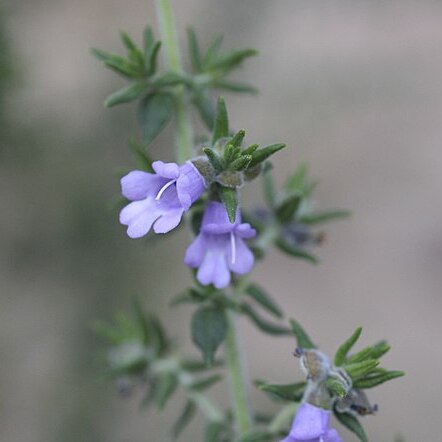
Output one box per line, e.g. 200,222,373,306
1,0,441,440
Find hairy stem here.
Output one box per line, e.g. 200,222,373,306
155,0,193,162
225,283,253,435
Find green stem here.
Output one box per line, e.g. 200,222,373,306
225,300,253,435
155,0,193,162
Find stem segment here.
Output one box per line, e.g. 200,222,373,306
155,0,193,162
225,307,253,435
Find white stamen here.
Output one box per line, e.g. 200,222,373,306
155,179,176,201
230,232,236,264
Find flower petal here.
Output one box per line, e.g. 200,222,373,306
184,235,207,268
196,241,231,289
153,208,184,234
119,198,159,238
228,237,255,275
290,403,330,439
201,202,237,234
176,162,206,210
323,428,343,442
121,170,162,201
235,223,256,239
152,161,180,179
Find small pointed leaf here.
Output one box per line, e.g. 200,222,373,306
212,97,229,144
334,327,363,366
242,304,291,336
275,238,319,264
217,184,237,223
248,143,285,168
104,83,147,107
255,380,305,402
289,319,316,349
245,283,283,318
138,92,174,145
333,411,368,442
172,400,197,439
191,306,227,365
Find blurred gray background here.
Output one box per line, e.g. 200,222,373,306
1,0,441,440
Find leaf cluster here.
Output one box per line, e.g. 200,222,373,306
254,322,404,442
172,281,290,365
197,97,285,222
248,163,350,263
94,300,228,439
93,27,258,150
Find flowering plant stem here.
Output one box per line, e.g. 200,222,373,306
225,280,253,435
155,0,253,434
155,0,193,163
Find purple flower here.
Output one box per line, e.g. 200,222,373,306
184,201,256,289
120,161,205,238
280,403,342,442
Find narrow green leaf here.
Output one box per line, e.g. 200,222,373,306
204,421,225,442
191,306,227,365
334,327,363,366
285,163,308,192
223,143,239,163
155,373,178,409
299,210,351,225
203,147,224,172
91,48,134,77
146,41,161,76
326,377,348,398
104,82,147,107
255,380,305,402
242,304,291,336
171,288,206,306
120,31,137,51
346,341,390,364
242,144,259,155
344,359,379,381
190,374,222,391
333,411,368,442
368,340,391,359
275,195,302,224
245,283,283,318
230,155,252,171
138,92,174,145
202,35,223,68
172,400,197,439
262,165,276,208
275,238,319,264
210,49,258,71
217,184,237,223
149,72,186,88
230,129,246,148
120,31,144,66
289,319,316,349
143,26,154,54
193,90,215,130
353,370,405,389
248,143,285,168
212,97,229,144
213,79,258,94
187,28,203,71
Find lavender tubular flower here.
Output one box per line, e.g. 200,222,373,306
184,201,256,289
119,160,205,238
281,403,342,442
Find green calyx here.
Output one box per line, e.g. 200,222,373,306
197,97,285,222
